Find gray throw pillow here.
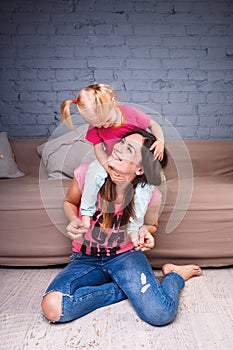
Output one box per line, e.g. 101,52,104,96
37,125,96,179
0,132,25,178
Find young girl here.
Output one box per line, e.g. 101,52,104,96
60,83,166,233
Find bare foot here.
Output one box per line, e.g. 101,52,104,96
162,263,202,281
82,215,91,229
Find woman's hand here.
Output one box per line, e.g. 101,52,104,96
66,216,87,241
132,227,155,251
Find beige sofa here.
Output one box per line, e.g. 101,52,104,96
0,138,232,267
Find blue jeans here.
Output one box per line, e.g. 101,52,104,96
44,249,185,326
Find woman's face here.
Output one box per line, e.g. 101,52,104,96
107,133,145,183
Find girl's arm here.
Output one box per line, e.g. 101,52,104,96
148,119,164,161
94,143,109,170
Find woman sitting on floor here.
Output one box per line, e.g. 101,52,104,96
41,129,201,326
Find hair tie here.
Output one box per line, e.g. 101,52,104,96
72,99,77,104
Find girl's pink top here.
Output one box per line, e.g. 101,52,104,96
85,104,150,154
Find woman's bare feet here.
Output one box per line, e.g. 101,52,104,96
162,263,202,281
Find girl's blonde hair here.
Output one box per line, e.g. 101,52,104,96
60,84,117,129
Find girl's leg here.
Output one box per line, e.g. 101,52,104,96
81,160,107,228
128,184,154,234
42,253,126,323
81,160,107,217
105,249,185,326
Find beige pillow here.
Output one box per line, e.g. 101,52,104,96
0,132,25,178
37,125,96,179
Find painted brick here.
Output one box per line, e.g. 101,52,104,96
150,48,170,58
168,70,188,80
188,93,206,104
1,90,19,102
206,93,225,104
176,115,199,127
55,69,93,82
132,48,150,58
114,24,134,36
198,104,233,116
0,68,18,81
175,126,197,138
0,0,232,139
131,92,150,103
162,58,198,69
150,93,169,104
225,94,233,105
163,103,194,116
169,93,188,103
196,127,210,139
88,58,123,68
128,13,165,24
126,36,162,47
210,127,232,138
170,24,187,36
126,58,161,69
124,80,152,91
219,116,233,126
92,69,114,81
199,116,218,128
132,70,167,80
169,48,206,58
165,14,203,25
163,36,201,48
188,70,207,81
37,69,56,80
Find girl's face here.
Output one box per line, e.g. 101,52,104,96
79,103,117,128
77,90,117,128
107,134,145,183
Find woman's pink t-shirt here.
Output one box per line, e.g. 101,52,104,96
85,104,150,154
72,163,161,256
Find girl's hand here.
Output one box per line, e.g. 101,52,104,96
150,140,164,161
106,162,128,183
66,217,87,241
132,227,155,251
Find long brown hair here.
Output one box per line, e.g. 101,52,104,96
99,129,168,231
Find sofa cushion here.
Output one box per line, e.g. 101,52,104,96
164,140,233,180
0,132,25,178
146,175,233,267
37,125,95,179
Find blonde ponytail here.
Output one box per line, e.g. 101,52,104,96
60,100,76,129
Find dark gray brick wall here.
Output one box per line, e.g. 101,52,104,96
0,0,233,139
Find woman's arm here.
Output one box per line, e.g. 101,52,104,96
143,197,161,233
134,197,161,251
63,177,87,239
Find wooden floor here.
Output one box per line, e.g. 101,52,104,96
0,266,232,350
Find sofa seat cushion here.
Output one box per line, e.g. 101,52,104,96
0,176,71,211
162,175,233,211
0,175,72,266
146,175,233,268
0,176,43,210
